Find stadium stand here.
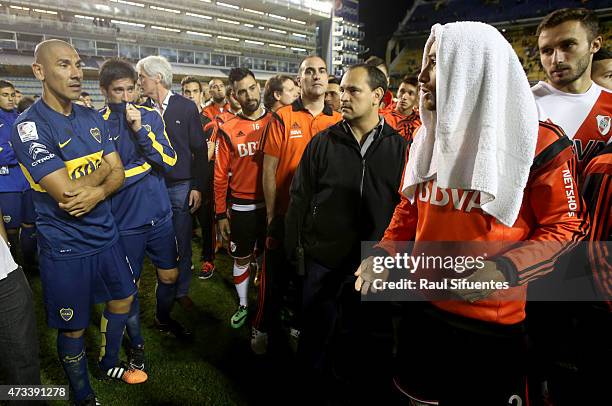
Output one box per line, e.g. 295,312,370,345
388,0,612,85
0,0,331,108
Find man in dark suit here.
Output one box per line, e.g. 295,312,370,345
136,56,207,322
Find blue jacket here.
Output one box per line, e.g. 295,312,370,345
101,102,177,232
144,93,207,191
0,108,29,192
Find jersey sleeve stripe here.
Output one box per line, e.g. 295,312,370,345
530,136,573,173
590,175,611,241
538,121,567,139
125,161,152,178
146,127,177,166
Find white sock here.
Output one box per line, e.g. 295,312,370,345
233,262,250,307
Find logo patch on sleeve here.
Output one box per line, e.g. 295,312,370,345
17,121,39,142
143,124,151,133
59,308,74,321
28,142,50,160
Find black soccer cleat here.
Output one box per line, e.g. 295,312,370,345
128,344,145,371
154,316,193,340
74,394,101,406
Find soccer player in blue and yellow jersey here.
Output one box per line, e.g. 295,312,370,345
99,59,188,368
0,79,37,267
10,40,146,405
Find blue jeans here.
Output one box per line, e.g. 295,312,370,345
166,181,193,298
0,267,41,398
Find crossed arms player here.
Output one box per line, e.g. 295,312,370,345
10,40,146,406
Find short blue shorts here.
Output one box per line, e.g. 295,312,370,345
119,216,178,281
39,240,137,330
0,191,35,228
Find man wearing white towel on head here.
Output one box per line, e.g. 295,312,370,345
354,22,588,405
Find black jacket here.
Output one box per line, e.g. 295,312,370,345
145,94,207,191
285,121,408,270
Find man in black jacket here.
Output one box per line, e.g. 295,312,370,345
285,64,408,402
136,56,207,323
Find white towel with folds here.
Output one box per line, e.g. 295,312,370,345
402,21,539,227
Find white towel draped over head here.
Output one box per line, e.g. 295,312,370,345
401,21,539,227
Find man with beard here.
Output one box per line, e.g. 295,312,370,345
533,8,612,171
202,78,230,121
355,22,587,405
531,10,612,403
214,68,271,348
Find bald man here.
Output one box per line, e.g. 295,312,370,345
202,78,230,120
10,40,146,405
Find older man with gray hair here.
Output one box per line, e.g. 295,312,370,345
136,56,207,323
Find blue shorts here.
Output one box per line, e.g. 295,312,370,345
39,240,137,330
0,191,35,229
22,189,36,224
119,216,178,281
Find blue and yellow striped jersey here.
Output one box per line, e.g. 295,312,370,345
0,107,30,193
101,102,176,232
10,100,119,258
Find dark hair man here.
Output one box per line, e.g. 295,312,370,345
180,76,216,279
0,79,37,269
396,75,418,115
382,75,422,140
263,75,299,112
365,55,393,110
324,75,341,112
78,91,93,108
532,12,611,401
17,96,35,113
201,81,211,104
14,88,23,105
181,76,204,113
11,40,147,405
285,63,408,403
356,22,586,405
99,58,185,368
202,78,230,120
592,47,612,90
214,68,272,352
533,8,611,170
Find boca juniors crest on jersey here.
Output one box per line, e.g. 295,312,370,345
596,115,611,136
90,127,102,143
59,307,74,321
